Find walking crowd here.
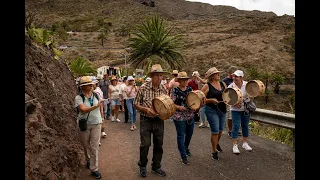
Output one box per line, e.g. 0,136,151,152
74,64,254,179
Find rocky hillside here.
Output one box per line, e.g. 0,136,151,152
25,35,85,179
25,1,295,179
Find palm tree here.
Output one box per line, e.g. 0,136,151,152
127,14,185,69
69,56,96,77
246,67,260,81
97,32,107,47
272,73,285,94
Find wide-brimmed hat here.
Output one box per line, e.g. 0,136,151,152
171,70,179,75
110,76,117,81
206,67,223,77
232,70,244,77
147,64,168,76
91,76,99,84
175,71,190,81
79,76,95,86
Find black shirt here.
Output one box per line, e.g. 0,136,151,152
206,82,226,113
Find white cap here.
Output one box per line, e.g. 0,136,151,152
192,71,200,76
91,76,99,84
232,70,244,77
127,76,134,81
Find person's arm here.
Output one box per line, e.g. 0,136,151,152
108,87,111,100
201,84,219,105
77,98,104,113
134,88,158,116
197,76,207,84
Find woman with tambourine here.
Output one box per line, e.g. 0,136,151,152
227,70,253,155
201,67,227,161
170,71,195,165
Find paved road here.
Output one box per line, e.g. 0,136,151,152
78,111,294,180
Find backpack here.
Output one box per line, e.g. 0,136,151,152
75,92,100,115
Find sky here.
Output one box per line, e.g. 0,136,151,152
187,0,295,16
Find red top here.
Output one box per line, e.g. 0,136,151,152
188,80,198,90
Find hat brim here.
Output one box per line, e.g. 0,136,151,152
79,82,95,86
148,71,169,76
175,77,190,82
207,71,223,77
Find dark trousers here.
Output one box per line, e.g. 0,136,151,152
124,99,129,123
138,115,164,170
194,111,200,122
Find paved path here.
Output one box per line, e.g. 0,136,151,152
78,111,294,180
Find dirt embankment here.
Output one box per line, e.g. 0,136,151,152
25,35,85,180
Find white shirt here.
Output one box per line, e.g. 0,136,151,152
228,81,250,112
120,83,128,99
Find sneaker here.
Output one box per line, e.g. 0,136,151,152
211,151,219,160
181,157,190,165
101,132,107,138
111,116,115,122
139,167,147,177
151,168,166,176
99,142,101,146
233,144,240,154
134,125,137,129
130,126,134,131
86,160,90,169
198,123,205,128
116,118,121,122
91,171,102,179
228,131,232,138
217,144,223,152
186,149,192,157
206,123,210,128
242,142,252,151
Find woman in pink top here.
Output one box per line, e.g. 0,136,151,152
125,76,138,131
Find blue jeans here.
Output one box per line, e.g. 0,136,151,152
205,106,226,134
104,103,111,118
231,111,250,138
173,119,195,159
126,98,136,124
199,105,206,122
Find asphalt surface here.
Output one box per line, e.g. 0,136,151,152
78,111,294,180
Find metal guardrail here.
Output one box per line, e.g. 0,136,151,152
250,108,295,149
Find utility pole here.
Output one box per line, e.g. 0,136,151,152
119,52,127,76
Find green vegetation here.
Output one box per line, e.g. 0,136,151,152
249,121,293,147
127,14,185,69
25,27,63,60
69,56,96,77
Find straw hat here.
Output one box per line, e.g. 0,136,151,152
147,64,168,76
110,76,117,81
79,76,95,86
206,67,223,77
171,70,179,75
175,71,190,81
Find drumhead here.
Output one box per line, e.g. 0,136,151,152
222,88,240,105
187,92,200,110
246,80,264,97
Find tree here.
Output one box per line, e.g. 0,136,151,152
127,14,185,69
272,74,285,94
69,56,96,77
97,32,107,47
